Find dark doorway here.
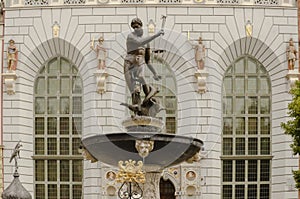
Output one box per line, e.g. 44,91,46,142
160,178,176,199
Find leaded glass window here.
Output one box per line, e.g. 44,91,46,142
221,56,271,199
147,58,177,133
34,57,83,199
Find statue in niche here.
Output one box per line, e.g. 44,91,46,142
193,37,206,70
7,39,18,71
287,38,297,70
90,36,107,70
121,17,165,117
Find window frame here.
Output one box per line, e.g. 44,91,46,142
33,56,84,199
221,56,272,199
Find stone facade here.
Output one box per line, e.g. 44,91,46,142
1,3,299,199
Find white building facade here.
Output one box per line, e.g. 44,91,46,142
1,0,299,198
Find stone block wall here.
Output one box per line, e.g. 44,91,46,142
2,5,299,199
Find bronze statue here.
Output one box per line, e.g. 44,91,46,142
9,141,22,172
122,18,165,117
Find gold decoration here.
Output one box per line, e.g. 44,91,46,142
116,160,145,184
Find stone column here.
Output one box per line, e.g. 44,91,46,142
142,172,162,199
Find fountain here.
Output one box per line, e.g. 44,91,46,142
81,17,203,199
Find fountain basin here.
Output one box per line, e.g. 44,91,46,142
81,132,203,172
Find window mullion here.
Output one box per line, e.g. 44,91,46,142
35,57,83,199
222,56,271,199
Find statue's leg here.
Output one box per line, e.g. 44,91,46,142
132,91,141,112
199,60,204,70
136,64,150,97
99,60,105,70
124,61,135,94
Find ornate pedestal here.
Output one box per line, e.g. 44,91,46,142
94,69,108,94
2,72,18,95
286,69,300,89
194,69,209,93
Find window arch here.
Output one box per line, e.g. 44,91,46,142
34,57,83,199
221,56,271,199
160,178,176,199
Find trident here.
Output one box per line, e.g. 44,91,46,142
161,15,167,32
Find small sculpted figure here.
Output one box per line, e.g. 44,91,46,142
9,141,22,171
7,39,18,71
91,36,107,70
287,38,297,70
193,37,206,70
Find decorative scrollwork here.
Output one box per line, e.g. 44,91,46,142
254,0,278,5
159,0,182,3
116,160,145,199
216,0,239,4
116,160,145,184
24,0,49,5
118,182,143,199
64,0,86,4
121,0,144,3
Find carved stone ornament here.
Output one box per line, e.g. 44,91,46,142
2,72,17,95
194,69,209,93
94,69,108,94
106,171,116,181
186,171,196,181
98,0,109,3
78,145,98,163
186,152,200,163
106,186,117,196
142,172,161,199
186,185,197,196
135,140,154,158
286,69,300,90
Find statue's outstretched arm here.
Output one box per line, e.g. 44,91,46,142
134,30,164,47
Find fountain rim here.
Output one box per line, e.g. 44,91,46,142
81,132,204,147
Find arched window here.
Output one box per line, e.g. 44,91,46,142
145,57,177,134
34,57,83,199
160,178,176,199
222,56,271,199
